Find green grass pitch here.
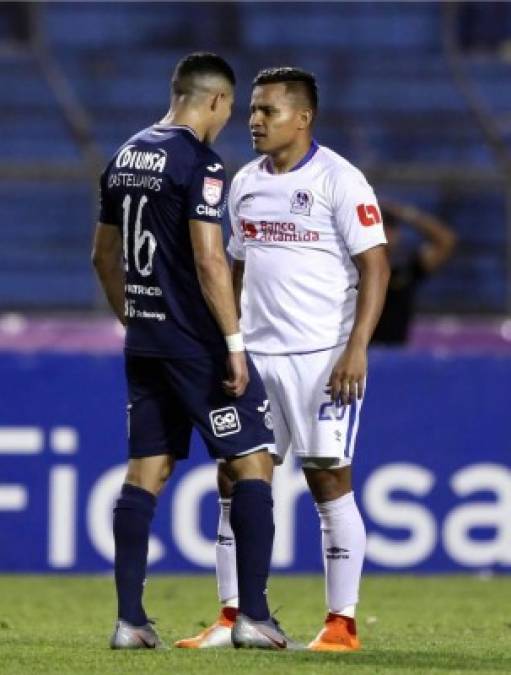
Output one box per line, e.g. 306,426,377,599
0,574,510,674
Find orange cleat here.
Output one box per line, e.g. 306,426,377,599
174,607,237,648
307,613,361,652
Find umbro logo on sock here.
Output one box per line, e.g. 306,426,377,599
326,546,349,560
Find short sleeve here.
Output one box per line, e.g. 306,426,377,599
226,177,245,261
187,156,227,225
333,172,387,257
98,165,120,226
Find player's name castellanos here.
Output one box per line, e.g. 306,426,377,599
108,171,163,192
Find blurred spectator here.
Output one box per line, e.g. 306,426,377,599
458,2,511,54
0,3,32,43
372,201,457,346
148,4,241,49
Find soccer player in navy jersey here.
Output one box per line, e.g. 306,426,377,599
92,53,298,650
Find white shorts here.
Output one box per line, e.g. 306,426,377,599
250,346,364,468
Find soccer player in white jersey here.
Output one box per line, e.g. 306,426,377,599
176,67,390,651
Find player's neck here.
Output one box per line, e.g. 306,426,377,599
158,109,206,143
269,137,313,174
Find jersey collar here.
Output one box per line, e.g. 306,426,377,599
264,139,319,174
151,123,199,140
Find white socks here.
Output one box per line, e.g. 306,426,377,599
215,493,365,616
215,498,238,607
315,491,366,616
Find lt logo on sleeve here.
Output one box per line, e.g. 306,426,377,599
356,203,382,226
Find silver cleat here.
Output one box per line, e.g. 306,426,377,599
110,619,165,649
231,613,303,650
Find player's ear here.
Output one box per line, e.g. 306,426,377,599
297,109,313,130
210,92,222,112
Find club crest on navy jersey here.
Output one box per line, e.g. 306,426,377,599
257,399,273,430
290,189,313,215
203,177,224,206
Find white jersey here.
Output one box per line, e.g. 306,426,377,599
227,143,386,354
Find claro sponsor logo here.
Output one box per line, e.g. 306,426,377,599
196,204,220,218
115,144,167,173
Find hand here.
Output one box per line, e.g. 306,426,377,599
327,344,367,405
223,351,249,398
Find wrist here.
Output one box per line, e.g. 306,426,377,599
225,332,245,353
347,333,369,351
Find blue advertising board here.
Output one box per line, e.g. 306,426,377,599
0,350,509,573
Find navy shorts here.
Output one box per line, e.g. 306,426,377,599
125,353,275,460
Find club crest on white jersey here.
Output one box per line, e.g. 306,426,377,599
290,189,313,215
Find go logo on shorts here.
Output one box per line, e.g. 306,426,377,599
209,406,241,437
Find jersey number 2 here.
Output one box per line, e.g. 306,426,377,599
122,194,157,277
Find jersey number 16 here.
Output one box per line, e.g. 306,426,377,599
122,194,157,277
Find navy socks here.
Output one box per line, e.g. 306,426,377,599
230,479,274,621
114,479,274,625
113,483,156,626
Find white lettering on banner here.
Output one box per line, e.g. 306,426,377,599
271,455,308,567
86,464,165,565
171,456,309,568
49,427,78,454
3,422,511,571
363,463,437,567
443,464,511,566
48,466,77,568
0,485,27,510
0,427,43,454
172,464,217,566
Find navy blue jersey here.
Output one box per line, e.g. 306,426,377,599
99,125,228,358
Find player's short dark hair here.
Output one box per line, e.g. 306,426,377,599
172,52,236,96
253,67,318,114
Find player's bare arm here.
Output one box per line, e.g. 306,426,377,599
91,223,126,325
190,219,249,397
231,259,245,318
382,200,457,273
328,244,390,405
